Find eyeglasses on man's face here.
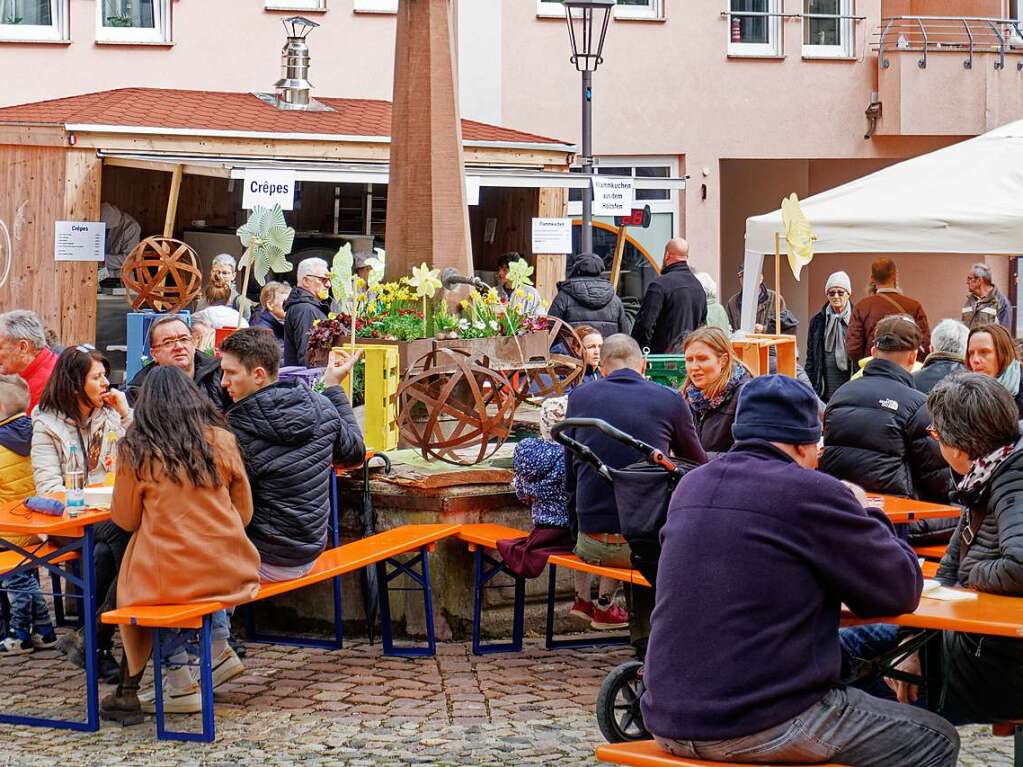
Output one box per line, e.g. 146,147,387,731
151,335,194,352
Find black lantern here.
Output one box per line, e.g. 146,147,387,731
564,0,614,73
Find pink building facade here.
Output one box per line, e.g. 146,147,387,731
2,0,1022,338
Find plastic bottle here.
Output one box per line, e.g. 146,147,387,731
65,443,86,514
103,430,118,487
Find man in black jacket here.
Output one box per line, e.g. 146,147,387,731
631,238,706,353
913,318,968,395
220,327,365,580
820,315,955,543
548,253,632,338
284,257,332,367
126,314,229,410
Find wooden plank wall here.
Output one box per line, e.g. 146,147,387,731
60,150,102,343
535,184,569,306
468,186,537,272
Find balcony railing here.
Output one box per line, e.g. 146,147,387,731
876,16,1023,71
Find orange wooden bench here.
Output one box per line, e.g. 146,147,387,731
596,740,842,767
0,544,82,632
914,544,947,560
457,523,649,655
101,523,459,743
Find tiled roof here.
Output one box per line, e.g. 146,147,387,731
0,87,569,146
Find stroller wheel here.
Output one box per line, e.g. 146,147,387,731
596,660,650,743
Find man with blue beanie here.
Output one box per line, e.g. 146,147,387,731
641,375,959,766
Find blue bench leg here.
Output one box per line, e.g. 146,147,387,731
377,546,437,658
471,548,524,655
544,564,630,651
49,567,66,628
154,617,215,743
1015,725,1021,767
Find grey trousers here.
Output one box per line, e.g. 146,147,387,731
652,687,959,767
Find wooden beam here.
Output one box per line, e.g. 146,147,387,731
535,182,569,306
608,225,628,291
0,124,66,148
59,149,101,344
163,164,183,239
102,155,230,178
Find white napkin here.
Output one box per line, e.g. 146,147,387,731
922,579,978,602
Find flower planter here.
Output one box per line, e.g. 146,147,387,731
308,331,551,373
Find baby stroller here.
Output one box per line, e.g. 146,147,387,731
551,417,699,743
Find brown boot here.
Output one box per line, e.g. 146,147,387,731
100,654,145,725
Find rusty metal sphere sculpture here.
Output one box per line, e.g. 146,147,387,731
398,348,518,466
511,318,586,405
121,236,203,312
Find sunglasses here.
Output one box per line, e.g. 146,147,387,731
826,290,847,298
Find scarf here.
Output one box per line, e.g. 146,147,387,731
684,363,748,416
998,359,1021,397
957,443,1016,494
824,302,852,372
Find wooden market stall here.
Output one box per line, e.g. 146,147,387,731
0,87,578,350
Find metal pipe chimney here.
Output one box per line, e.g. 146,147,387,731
274,16,318,110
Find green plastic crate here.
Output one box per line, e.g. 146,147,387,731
646,354,686,389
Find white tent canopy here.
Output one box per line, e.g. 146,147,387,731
740,119,1023,331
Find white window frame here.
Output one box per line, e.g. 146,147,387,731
727,0,783,58
352,0,396,12
0,0,68,43
95,0,171,44
266,0,327,11
802,0,854,59
567,155,680,235
537,1,663,22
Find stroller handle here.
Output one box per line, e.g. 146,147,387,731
551,418,678,476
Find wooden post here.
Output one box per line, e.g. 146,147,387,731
774,231,782,334
608,225,628,291
163,164,183,239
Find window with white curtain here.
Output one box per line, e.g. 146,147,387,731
803,0,854,58
266,0,327,11
537,0,662,22
0,0,67,42
96,0,171,43
353,0,397,12
728,0,783,57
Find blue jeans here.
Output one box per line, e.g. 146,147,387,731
3,570,52,640
162,610,231,670
653,686,959,767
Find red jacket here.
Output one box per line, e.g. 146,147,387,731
20,347,58,414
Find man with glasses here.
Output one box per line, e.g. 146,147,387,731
284,258,332,367
125,314,228,410
962,262,1012,330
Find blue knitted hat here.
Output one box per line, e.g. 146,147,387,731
732,375,822,445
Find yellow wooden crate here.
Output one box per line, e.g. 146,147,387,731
360,343,400,452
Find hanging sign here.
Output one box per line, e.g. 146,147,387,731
54,221,106,262
243,169,297,211
592,177,634,216
532,218,573,254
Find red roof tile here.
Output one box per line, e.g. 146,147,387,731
0,87,568,146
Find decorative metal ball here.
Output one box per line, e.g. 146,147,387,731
121,236,203,312
511,319,585,405
398,348,518,466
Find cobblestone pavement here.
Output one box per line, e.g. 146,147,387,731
0,637,1011,766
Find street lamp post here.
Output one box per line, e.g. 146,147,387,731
564,0,613,256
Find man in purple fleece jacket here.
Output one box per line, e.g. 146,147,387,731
641,375,959,766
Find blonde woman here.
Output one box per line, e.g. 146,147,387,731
681,327,752,454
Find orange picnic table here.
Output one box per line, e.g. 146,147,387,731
869,494,961,525
0,497,112,732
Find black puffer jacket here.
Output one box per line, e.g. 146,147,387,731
283,287,328,367
912,352,966,395
935,440,1023,722
227,381,364,567
630,261,707,354
126,351,229,411
548,254,632,338
820,358,955,542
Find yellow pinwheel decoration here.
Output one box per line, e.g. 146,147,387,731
781,193,815,281
408,262,442,299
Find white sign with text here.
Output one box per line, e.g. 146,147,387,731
592,177,634,216
531,218,573,254
242,169,297,211
465,176,481,206
54,221,106,262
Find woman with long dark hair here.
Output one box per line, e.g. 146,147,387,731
32,345,131,682
101,366,260,721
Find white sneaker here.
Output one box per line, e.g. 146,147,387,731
139,681,202,714
211,646,244,688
